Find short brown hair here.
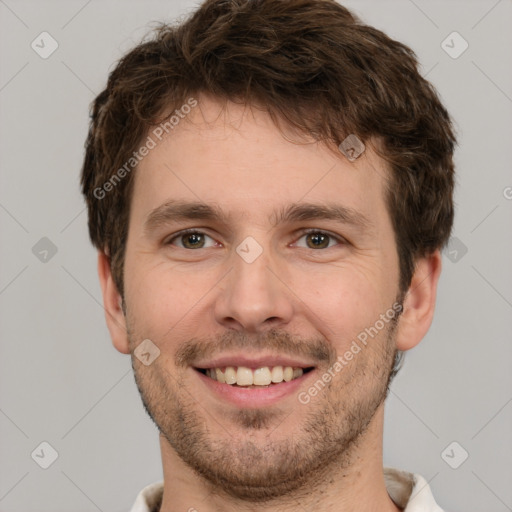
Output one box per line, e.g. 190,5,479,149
81,0,456,298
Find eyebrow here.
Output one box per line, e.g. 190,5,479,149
143,199,373,236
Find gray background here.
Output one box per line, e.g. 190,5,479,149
1,0,511,511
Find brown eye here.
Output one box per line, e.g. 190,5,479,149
295,230,343,249
181,232,205,249
305,232,330,249
166,230,216,249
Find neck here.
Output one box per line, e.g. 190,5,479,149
158,404,401,512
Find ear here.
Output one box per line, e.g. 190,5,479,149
395,250,442,351
97,251,130,354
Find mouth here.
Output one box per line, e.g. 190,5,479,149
195,365,315,388
192,354,318,407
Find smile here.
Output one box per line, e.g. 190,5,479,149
196,365,315,387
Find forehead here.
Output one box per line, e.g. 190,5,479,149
131,94,391,227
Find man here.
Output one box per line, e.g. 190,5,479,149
81,0,455,510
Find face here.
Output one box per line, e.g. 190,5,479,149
121,95,403,500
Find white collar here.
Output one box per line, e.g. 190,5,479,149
130,467,444,512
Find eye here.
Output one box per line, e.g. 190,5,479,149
165,229,218,249
294,229,344,249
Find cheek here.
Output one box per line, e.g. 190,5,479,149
288,263,388,342
124,255,220,337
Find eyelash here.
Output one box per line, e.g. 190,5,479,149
164,228,346,249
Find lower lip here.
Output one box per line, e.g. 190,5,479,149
195,369,315,408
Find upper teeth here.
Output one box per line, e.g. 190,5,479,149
205,366,304,386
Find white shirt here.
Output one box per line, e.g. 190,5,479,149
129,467,444,511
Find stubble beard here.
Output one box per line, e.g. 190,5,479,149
129,320,399,502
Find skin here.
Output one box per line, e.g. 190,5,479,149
98,93,441,512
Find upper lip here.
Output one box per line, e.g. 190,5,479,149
193,353,317,370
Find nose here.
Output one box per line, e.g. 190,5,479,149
213,244,294,333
